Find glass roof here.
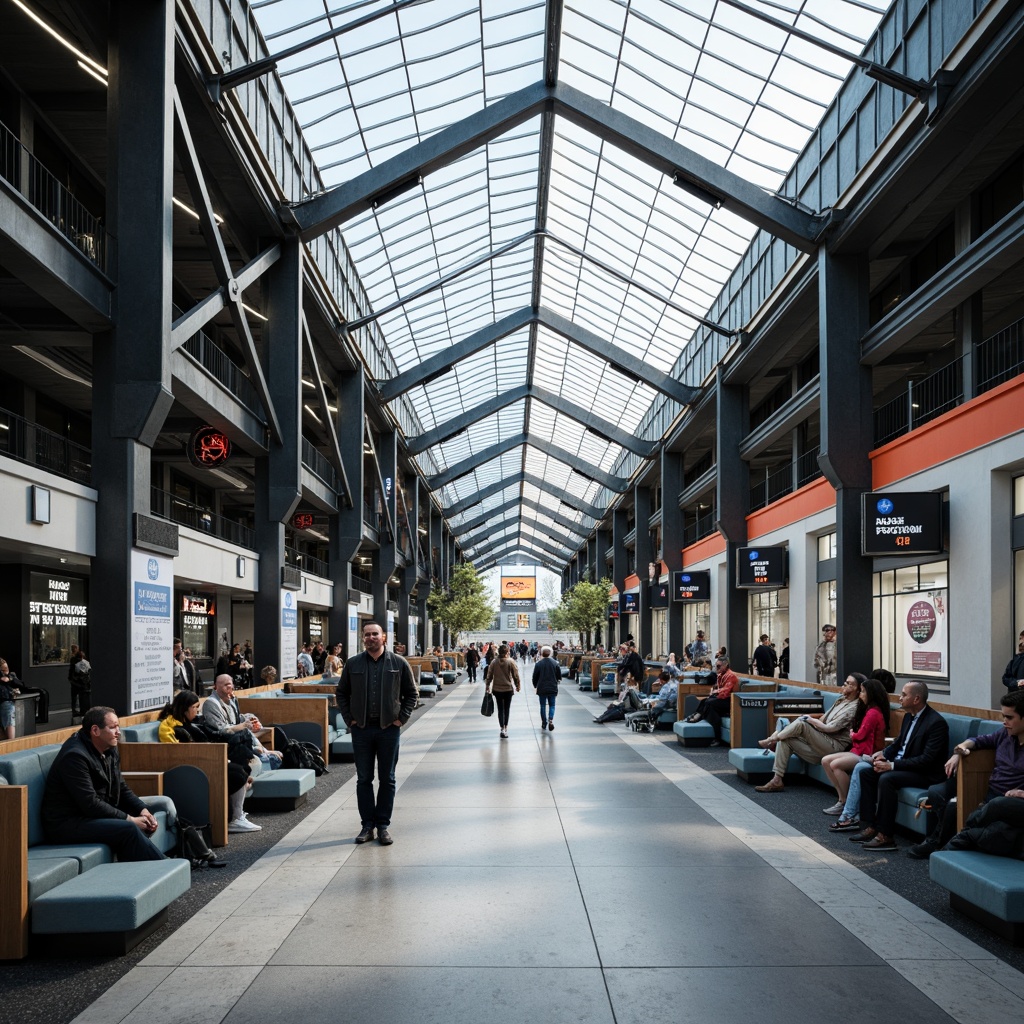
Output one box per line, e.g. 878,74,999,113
252,0,891,570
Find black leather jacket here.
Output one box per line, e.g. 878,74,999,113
337,650,418,729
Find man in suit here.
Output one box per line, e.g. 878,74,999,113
850,679,949,852
336,621,418,846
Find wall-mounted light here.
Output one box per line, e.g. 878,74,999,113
236,556,246,578
31,485,50,524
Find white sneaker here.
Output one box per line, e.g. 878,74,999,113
228,817,262,833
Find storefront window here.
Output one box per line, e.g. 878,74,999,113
29,572,88,666
748,589,789,670
681,602,710,658
817,533,837,560
179,593,215,660
651,609,667,659
818,580,837,633
874,561,949,679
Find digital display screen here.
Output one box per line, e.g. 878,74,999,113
861,492,944,556
736,547,787,588
673,570,710,602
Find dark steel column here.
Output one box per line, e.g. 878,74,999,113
634,484,653,657
611,507,629,646
661,449,685,657
430,509,443,647
818,249,873,678
91,1,176,712
373,429,398,641
254,239,303,676
716,375,749,664
329,366,365,650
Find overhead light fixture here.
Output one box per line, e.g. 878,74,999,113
209,467,249,491
76,59,107,87
173,196,224,226
241,302,267,322
672,172,724,210
304,404,322,424
302,379,315,389
12,1,107,78
12,346,91,387
370,173,422,210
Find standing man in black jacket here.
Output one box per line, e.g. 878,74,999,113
42,706,167,861
337,621,418,846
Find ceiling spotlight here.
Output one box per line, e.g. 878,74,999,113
672,172,724,210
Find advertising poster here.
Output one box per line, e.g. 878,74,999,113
897,589,947,677
281,590,298,679
130,549,173,712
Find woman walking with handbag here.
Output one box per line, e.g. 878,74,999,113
485,644,520,739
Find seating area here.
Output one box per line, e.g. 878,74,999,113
0,745,183,959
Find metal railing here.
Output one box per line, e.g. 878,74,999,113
873,316,1024,447
0,119,107,270
351,576,372,594
150,487,255,548
174,307,263,416
683,509,716,547
0,406,92,484
301,438,339,491
285,544,329,579
749,447,822,513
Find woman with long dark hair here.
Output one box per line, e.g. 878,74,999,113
821,675,891,826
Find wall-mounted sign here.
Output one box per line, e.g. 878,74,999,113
187,426,232,468
29,572,88,667
500,576,536,600
181,595,215,615
736,546,788,588
648,583,669,609
861,492,944,556
292,513,314,531
621,592,639,614
608,598,619,619
673,570,711,602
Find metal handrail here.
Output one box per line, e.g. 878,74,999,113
0,119,107,270
150,487,255,548
301,437,339,490
0,406,92,484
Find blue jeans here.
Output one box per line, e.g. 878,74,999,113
842,760,872,819
351,723,401,829
538,694,556,723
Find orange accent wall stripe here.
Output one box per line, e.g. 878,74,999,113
747,475,836,539
624,573,641,589
682,532,725,566
871,375,1024,487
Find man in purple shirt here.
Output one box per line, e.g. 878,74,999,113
907,689,1024,859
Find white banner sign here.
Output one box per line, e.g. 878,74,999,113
281,591,298,680
130,549,174,713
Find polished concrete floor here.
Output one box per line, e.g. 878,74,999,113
71,667,1024,1024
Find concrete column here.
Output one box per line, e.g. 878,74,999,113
612,507,629,646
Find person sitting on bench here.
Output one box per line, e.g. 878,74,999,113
626,672,679,730
42,706,169,861
594,680,644,723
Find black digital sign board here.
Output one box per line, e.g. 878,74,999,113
608,598,619,620
673,570,711,602
861,491,944,556
648,582,669,609
736,547,787,588
621,592,639,614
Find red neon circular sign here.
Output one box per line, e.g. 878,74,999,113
187,426,232,468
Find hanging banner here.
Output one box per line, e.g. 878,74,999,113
281,591,298,680
130,550,174,712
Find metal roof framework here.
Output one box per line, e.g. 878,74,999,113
249,0,892,570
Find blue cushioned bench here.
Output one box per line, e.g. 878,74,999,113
0,744,180,959
32,860,191,954
673,679,781,747
245,767,316,810
930,851,1024,943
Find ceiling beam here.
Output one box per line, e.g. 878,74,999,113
425,433,528,490
406,382,656,457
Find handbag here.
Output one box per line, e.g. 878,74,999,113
481,691,495,717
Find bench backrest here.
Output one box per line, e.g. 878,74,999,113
0,745,62,846
121,722,162,743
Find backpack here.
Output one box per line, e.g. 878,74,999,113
280,738,328,776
